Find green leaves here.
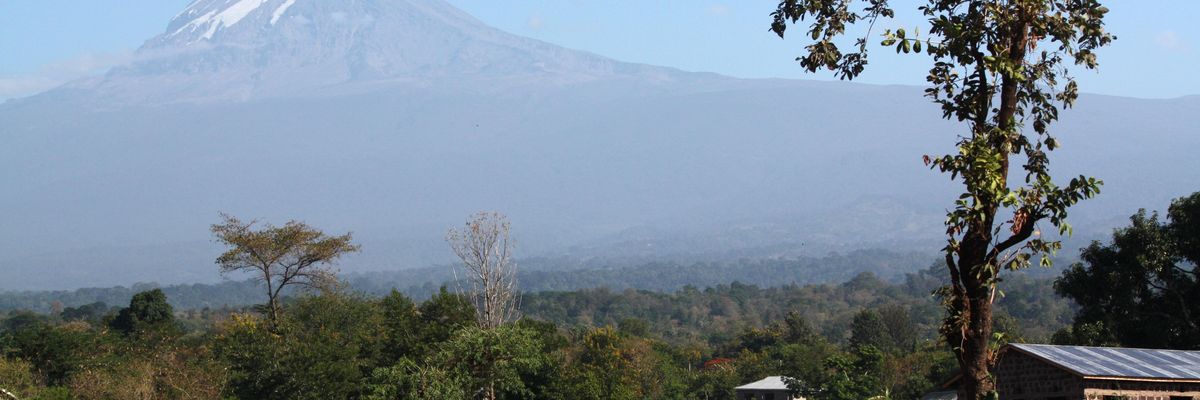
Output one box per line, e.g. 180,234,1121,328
773,1,1112,397
211,213,360,325
1056,193,1200,349
771,0,896,80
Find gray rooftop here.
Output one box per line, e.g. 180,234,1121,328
735,376,791,391
1011,343,1200,381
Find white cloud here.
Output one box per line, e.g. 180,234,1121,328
0,76,61,101
0,49,135,101
1155,31,1189,52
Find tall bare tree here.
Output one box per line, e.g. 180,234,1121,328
211,213,359,326
446,212,520,330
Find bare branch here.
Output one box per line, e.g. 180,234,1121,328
447,212,521,329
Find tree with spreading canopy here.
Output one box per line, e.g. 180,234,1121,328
1055,192,1200,349
211,213,359,326
769,0,1112,397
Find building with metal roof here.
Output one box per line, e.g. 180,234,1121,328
926,343,1200,399
1009,343,1200,381
735,376,801,400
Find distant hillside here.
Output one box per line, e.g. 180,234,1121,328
2,0,1196,289
0,249,933,312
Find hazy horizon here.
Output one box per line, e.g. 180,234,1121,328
1,0,1198,291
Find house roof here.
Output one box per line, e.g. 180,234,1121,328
1009,343,1200,382
736,376,791,391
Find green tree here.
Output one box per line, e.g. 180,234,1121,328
379,290,422,364
769,1,1112,397
108,289,177,335
688,363,739,400
211,213,359,326
416,287,476,351
0,322,96,386
435,325,547,400
60,302,111,324
849,309,893,353
878,305,919,353
818,345,887,400
1055,192,1200,349
216,294,384,400
0,357,43,399
365,358,468,400
781,311,819,346
557,326,685,400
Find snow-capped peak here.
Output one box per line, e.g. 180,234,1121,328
270,0,297,25
107,0,657,104
169,0,275,42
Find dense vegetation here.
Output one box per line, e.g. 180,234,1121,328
0,249,933,313
4,192,1194,399
1053,192,1200,349
1,264,1070,399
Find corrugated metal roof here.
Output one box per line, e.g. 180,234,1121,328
735,376,791,390
1011,343,1200,381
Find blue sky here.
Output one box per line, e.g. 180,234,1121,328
1,0,1196,100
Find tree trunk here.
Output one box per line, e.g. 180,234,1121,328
957,294,996,399
952,15,1029,399
266,282,281,328
952,226,999,400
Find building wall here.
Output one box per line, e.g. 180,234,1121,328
994,349,1200,400
995,350,1085,399
1082,379,1200,400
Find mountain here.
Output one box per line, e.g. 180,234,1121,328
2,0,1198,290
45,0,692,105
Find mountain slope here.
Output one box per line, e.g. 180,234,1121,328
1,0,1197,290
46,0,694,105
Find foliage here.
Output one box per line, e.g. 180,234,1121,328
0,321,98,386
770,0,1113,397
379,290,422,364
211,213,359,325
434,325,548,400
66,344,226,400
1055,192,1200,349
215,293,385,400
0,265,1077,400
364,358,468,400
0,249,933,312
59,302,113,324
108,289,177,336
820,345,887,400
0,357,43,399
415,287,476,352
849,309,894,353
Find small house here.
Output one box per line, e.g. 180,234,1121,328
735,376,800,400
929,343,1200,399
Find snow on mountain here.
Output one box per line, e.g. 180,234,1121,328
169,0,273,42
48,0,688,104
271,0,297,25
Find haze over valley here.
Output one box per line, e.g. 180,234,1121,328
2,0,1197,290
